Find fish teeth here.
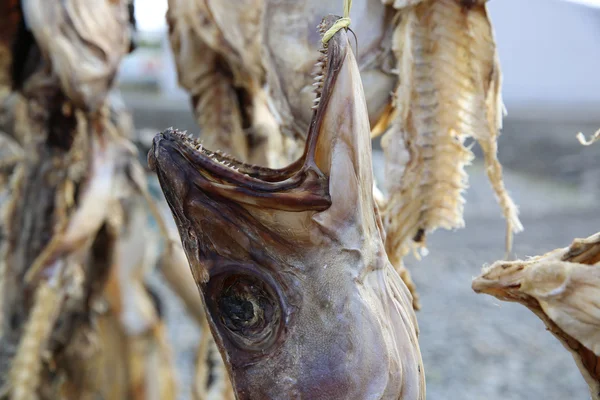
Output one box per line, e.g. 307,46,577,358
311,51,327,112
312,96,321,110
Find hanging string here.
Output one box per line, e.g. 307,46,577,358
576,128,600,146
321,0,352,44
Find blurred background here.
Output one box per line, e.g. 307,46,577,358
121,0,600,192
123,0,600,399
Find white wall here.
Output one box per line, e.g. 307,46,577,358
130,0,600,119
488,0,600,119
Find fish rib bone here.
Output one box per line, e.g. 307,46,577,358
382,0,522,264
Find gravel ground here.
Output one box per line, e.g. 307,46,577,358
412,213,596,400
149,152,597,400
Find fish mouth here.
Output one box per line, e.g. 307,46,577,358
149,15,349,211
471,261,529,303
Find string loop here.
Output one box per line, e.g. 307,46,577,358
321,0,352,44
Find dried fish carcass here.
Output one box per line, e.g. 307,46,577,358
0,1,177,398
473,233,600,399
150,17,425,399
261,0,522,308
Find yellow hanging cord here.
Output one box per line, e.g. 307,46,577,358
321,0,352,44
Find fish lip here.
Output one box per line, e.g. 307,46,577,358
149,14,347,197
149,130,332,211
471,261,528,295
472,266,525,304
472,276,522,294
150,129,305,191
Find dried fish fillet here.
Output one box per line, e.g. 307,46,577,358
381,0,523,263
473,232,600,400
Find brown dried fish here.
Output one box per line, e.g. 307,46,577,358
166,0,293,167
23,0,131,112
0,89,119,398
150,16,424,399
0,0,21,95
0,1,178,398
101,165,179,400
473,232,600,399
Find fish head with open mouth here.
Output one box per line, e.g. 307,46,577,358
149,15,424,400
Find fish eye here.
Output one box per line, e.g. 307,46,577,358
206,273,282,352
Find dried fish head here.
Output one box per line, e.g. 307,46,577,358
150,16,424,399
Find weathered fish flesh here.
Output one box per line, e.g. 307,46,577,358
150,16,425,399
473,232,600,400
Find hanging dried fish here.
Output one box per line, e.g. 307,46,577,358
164,0,521,314
22,0,131,112
472,232,600,400
380,0,522,263
150,16,425,399
166,0,294,167
0,1,178,398
259,0,521,309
